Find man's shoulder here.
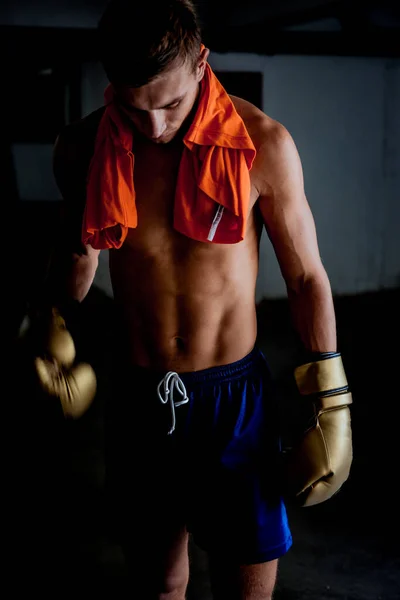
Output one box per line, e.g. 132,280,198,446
229,94,289,152
230,95,300,197
54,106,106,166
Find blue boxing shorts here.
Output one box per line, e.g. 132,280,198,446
105,346,292,565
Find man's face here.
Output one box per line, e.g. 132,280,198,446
114,50,209,144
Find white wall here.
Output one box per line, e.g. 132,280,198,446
82,61,109,117
209,52,400,299
12,144,60,201
381,60,400,289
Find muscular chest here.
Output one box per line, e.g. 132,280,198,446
125,142,260,255
127,143,182,251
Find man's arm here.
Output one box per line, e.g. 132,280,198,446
255,121,353,507
256,121,336,354
51,127,100,304
20,125,99,419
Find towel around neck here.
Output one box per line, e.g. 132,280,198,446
83,63,257,250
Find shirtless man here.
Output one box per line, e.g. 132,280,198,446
43,1,343,598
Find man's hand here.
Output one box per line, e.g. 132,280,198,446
33,307,97,419
284,352,353,507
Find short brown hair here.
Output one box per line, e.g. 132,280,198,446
98,0,202,87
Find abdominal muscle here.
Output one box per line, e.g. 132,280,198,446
109,219,261,372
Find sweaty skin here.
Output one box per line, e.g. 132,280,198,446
109,115,262,371
53,57,336,373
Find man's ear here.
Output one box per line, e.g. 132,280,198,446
197,46,210,81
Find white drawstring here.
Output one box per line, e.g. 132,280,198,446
157,372,189,435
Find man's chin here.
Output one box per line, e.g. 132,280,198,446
150,131,179,144
154,136,173,144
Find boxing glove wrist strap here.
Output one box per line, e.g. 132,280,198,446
294,352,349,397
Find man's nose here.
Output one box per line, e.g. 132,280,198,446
146,110,166,139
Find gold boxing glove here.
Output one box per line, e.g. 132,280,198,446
284,352,353,507
34,307,96,419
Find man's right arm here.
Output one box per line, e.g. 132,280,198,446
50,124,100,305
24,124,100,419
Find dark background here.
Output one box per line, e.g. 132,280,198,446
3,1,400,598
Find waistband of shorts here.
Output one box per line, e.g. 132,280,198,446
126,345,267,386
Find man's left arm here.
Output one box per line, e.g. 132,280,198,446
256,122,336,354
255,122,353,507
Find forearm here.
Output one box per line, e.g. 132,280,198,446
287,271,337,354
35,246,98,316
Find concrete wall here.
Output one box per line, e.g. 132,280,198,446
80,54,400,300
12,144,60,201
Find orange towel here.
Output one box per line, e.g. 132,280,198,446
83,63,256,249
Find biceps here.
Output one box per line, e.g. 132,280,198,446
259,191,324,288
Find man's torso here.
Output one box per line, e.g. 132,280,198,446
61,96,272,371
